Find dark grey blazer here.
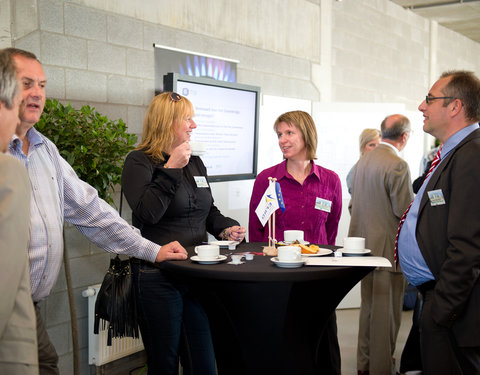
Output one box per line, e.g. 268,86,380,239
416,128,480,347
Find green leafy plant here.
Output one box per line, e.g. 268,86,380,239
36,99,137,205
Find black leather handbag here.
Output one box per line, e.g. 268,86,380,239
93,189,139,345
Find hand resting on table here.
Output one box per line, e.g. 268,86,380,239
155,241,188,262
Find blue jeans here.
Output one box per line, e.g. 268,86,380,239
131,261,216,375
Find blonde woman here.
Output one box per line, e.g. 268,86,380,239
346,128,381,195
122,92,245,374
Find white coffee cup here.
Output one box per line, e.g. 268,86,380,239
284,230,304,243
190,141,206,156
231,254,243,264
277,246,302,262
195,245,220,260
343,237,365,252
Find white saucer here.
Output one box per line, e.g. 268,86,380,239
301,248,333,257
338,248,371,256
190,255,227,264
209,240,239,248
227,261,245,265
271,257,305,268
277,241,310,246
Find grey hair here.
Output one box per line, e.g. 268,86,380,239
0,49,19,109
381,114,411,140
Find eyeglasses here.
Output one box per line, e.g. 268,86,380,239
425,96,456,104
170,92,182,102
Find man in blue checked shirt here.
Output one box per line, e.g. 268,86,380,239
5,48,188,375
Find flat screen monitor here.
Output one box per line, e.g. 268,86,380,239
163,73,261,182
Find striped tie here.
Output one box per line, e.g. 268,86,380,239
394,146,442,270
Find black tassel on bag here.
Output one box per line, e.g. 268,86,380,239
93,255,139,346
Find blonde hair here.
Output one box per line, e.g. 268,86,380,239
273,110,318,160
359,128,381,155
137,92,194,162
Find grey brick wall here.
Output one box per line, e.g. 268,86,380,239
5,0,480,374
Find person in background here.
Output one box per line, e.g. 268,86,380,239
122,91,246,374
249,110,342,375
346,128,381,195
398,70,480,374
0,49,38,375
5,48,188,375
349,114,413,375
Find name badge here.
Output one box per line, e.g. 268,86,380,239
315,197,332,213
194,176,209,188
427,189,445,206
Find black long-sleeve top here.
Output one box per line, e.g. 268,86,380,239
121,150,239,248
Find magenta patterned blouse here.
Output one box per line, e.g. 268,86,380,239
248,160,342,245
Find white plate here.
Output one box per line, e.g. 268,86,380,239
271,257,305,268
190,255,227,264
338,248,371,256
277,241,310,246
301,248,333,257
209,240,239,247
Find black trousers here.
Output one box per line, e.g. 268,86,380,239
316,313,341,375
420,289,480,375
400,292,423,373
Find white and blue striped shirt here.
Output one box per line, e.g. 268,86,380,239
8,127,159,302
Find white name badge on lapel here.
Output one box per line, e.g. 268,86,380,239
315,197,332,213
194,176,209,188
427,189,445,206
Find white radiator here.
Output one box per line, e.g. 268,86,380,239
83,284,144,366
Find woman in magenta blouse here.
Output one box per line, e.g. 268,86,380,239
249,110,342,245
248,110,342,375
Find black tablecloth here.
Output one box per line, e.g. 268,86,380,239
163,242,373,375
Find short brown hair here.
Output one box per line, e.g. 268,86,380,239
273,110,317,160
4,47,40,62
440,70,480,122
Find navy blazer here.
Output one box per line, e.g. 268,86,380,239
416,128,480,347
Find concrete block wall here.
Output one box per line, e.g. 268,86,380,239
331,0,430,110
436,26,480,78
6,0,480,373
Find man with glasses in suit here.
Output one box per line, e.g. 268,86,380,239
397,71,480,374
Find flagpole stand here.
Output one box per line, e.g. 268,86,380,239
258,177,283,256
262,206,278,256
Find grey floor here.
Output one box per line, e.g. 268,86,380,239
336,308,413,374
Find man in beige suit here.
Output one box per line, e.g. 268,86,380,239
349,114,413,375
0,49,38,374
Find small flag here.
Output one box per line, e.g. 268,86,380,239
255,181,279,226
275,182,285,213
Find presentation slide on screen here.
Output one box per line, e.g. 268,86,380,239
177,81,256,177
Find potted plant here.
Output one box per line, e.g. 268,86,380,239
36,98,138,374
36,98,137,205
